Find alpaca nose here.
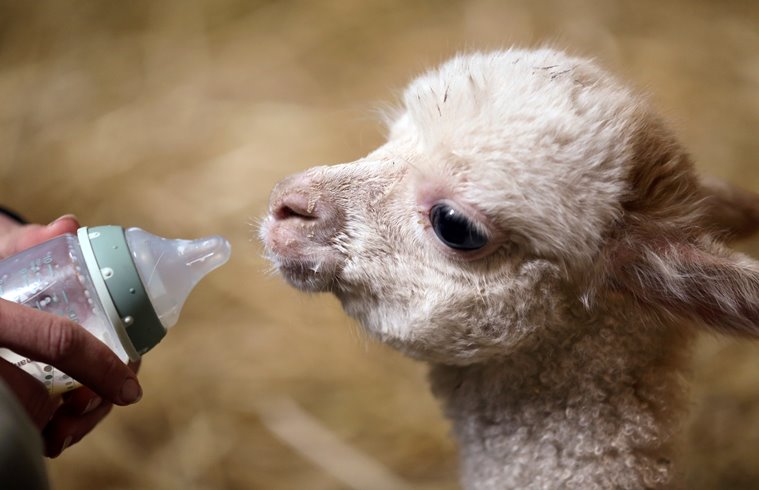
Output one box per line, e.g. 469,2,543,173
269,170,344,234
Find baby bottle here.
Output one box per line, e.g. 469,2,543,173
0,225,231,394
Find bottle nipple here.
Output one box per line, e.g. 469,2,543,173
125,228,231,329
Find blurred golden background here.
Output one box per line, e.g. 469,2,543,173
0,1,757,489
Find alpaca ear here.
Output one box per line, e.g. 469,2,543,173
605,232,759,336
699,177,759,241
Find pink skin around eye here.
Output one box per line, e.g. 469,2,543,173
415,179,505,261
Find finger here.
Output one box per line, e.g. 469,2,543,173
0,300,142,406
58,386,102,416
0,357,58,429
16,216,80,252
43,401,113,458
0,215,80,258
0,214,24,234
128,359,141,374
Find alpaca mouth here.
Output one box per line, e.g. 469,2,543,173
259,216,342,292
270,255,338,292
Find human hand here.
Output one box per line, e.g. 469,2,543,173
0,214,142,457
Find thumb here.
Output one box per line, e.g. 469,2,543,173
0,215,80,258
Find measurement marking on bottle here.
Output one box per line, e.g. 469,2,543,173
37,296,54,309
68,309,79,322
62,290,69,304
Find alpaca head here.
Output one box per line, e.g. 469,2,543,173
261,49,759,364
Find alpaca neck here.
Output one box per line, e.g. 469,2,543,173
428,313,692,490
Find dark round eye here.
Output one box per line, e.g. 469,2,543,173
429,204,488,250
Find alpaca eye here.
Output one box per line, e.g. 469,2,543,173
429,204,488,250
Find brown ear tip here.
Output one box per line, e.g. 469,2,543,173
711,319,759,339
700,178,759,241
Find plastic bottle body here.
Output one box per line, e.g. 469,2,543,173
0,234,130,394
0,225,230,395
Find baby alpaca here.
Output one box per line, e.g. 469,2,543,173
260,49,759,489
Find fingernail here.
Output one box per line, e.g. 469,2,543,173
82,396,102,414
61,436,73,452
120,378,142,404
47,214,78,227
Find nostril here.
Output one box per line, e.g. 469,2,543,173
272,192,319,222
274,204,317,221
